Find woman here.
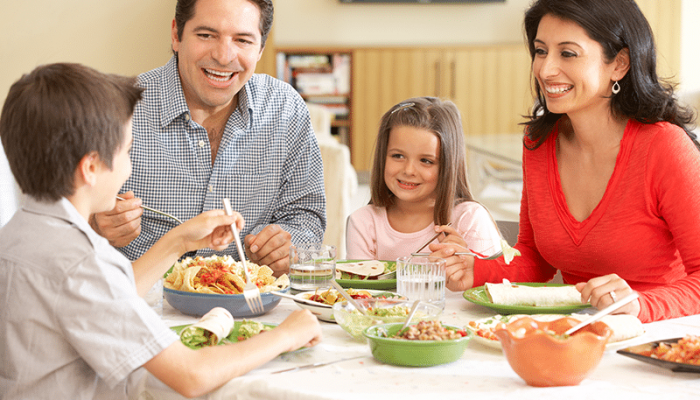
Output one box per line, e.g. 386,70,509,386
434,0,700,323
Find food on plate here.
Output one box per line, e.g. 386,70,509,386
467,313,644,345
389,320,468,340
302,288,401,305
638,335,700,365
335,260,392,280
164,255,289,294
485,280,583,307
236,320,273,341
179,307,234,348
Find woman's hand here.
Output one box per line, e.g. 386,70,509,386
177,209,243,254
575,274,641,317
427,224,475,291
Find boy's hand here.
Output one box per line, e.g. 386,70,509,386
244,224,292,276
277,309,323,352
178,210,242,254
90,191,142,247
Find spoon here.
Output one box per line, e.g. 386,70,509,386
401,299,422,330
565,292,639,336
330,280,368,315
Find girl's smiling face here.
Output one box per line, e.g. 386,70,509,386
384,125,440,207
532,14,621,119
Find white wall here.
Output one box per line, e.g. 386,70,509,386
0,0,174,225
274,0,532,46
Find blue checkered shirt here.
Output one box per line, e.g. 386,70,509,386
118,56,326,261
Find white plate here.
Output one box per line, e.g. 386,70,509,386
292,289,403,323
466,314,646,350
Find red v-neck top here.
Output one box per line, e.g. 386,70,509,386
473,120,700,322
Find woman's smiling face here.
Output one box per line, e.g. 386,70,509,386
383,125,440,206
532,14,620,119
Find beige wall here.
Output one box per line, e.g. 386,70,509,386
275,0,532,47
0,0,176,108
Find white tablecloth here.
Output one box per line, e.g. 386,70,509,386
130,290,700,400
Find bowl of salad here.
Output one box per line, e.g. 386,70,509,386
333,298,442,341
363,321,471,367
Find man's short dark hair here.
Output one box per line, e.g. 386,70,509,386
0,63,143,201
174,0,274,48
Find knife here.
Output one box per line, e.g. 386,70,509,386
270,356,365,374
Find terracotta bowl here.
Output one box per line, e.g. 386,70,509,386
494,316,612,387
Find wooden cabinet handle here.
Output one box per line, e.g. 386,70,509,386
450,60,456,100
435,60,441,98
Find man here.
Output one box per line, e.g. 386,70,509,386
91,0,326,275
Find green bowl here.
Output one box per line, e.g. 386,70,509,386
363,323,472,367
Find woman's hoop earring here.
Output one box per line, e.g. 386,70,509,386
612,81,621,95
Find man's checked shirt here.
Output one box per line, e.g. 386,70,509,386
119,56,326,261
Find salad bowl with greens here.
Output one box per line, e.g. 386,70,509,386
333,298,442,341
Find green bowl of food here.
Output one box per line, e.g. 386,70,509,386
333,298,442,341
363,321,472,367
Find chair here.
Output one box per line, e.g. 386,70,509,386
307,103,358,259
496,220,519,247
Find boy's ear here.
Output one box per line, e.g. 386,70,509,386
76,152,101,187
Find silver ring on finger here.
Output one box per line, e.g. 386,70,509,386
609,290,617,303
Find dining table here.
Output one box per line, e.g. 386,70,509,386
129,288,700,400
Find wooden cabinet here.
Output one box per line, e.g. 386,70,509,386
351,45,532,172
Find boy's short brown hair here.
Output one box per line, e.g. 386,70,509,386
0,63,143,201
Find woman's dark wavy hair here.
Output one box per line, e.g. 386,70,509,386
369,97,473,226
523,0,697,150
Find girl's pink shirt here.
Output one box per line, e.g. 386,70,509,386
346,201,501,261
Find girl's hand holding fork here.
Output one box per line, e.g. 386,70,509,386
427,224,475,291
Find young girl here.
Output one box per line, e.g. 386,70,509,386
346,97,501,261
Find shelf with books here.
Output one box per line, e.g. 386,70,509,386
276,49,353,147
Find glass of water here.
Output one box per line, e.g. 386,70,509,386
289,243,337,292
396,256,446,308
145,278,163,316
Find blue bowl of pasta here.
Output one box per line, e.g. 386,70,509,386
164,286,289,318
163,255,290,317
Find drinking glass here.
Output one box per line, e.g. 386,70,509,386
396,256,446,308
289,244,337,292
145,278,163,316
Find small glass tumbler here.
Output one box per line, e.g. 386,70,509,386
145,278,164,316
396,256,446,308
289,243,337,292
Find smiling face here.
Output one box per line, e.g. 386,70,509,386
532,14,621,120
383,125,440,207
172,0,263,116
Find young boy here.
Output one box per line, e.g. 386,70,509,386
0,63,322,399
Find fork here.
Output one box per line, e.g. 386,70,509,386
411,251,503,260
116,195,182,224
222,198,264,315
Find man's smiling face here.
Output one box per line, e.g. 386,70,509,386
171,0,264,115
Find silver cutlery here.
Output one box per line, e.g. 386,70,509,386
330,280,368,315
270,291,332,308
565,292,640,336
222,198,264,315
413,222,452,254
270,356,365,374
116,195,182,224
411,250,503,260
